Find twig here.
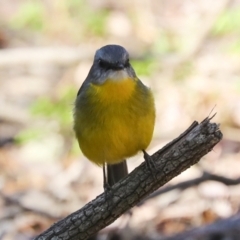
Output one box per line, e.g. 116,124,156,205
34,116,222,240
143,171,240,202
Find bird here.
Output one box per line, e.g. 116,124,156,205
73,44,155,189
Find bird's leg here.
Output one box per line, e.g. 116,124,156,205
103,162,111,191
142,150,157,180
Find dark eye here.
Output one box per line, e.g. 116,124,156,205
98,59,110,69
125,59,130,67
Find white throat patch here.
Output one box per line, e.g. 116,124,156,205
108,70,129,81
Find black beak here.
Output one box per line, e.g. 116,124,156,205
114,63,125,70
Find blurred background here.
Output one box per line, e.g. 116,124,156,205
0,0,240,239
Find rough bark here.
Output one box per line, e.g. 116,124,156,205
34,116,223,240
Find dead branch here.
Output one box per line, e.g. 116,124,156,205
34,116,222,240
143,171,240,202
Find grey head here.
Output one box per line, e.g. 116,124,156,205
94,45,130,70
84,44,137,85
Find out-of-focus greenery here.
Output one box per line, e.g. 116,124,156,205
66,0,109,37
131,58,158,77
153,32,179,55
16,128,47,144
212,7,240,55
212,7,240,36
9,0,109,40
10,1,46,31
16,87,76,145
30,87,75,128
228,41,240,54
83,9,109,37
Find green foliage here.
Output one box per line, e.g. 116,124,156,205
234,78,240,93
66,0,85,10
84,10,109,37
16,87,76,147
9,0,109,38
228,40,240,54
154,32,178,54
131,58,157,76
10,1,46,31
15,128,46,144
65,0,109,37
31,87,76,128
15,87,76,158
212,8,240,36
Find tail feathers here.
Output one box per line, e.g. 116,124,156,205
107,160,128,187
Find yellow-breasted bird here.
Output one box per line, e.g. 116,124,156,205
73,45,155,189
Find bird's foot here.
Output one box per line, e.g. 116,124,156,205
142,150,158,180
104,182,111,192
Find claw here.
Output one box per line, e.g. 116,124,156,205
142,150,157,180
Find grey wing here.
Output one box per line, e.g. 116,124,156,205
77,80,89,97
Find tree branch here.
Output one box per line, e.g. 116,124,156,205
34,116,222,240
143,171,240,203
